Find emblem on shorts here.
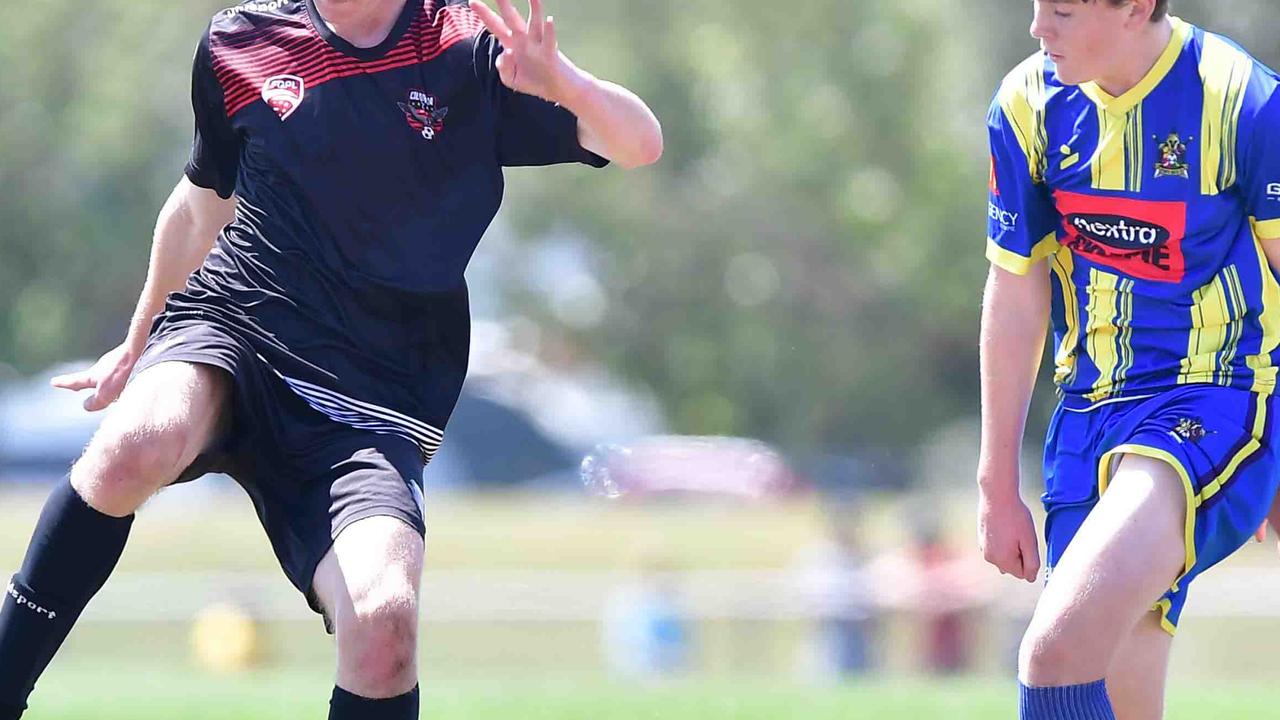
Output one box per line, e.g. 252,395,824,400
1172,417,1207,443
398,89,448,140
262,74,305,121
1153,132,1191,179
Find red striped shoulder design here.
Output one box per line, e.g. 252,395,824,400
211,1,486,118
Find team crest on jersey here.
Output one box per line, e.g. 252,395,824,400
1153,132,1191,179
262,75,305,121
398,90,448,140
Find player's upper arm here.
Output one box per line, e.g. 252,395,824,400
184,25,242,199
176,175,236,234
985,85,1060,276
1241,84,1280,243
472,30,608,169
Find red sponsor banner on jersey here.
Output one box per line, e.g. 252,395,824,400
1053,190,1187,283
989,155,1000,196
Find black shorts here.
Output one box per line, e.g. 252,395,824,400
132,319,427,616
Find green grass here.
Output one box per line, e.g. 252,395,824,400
23,664,1280,719
7,489,1280,718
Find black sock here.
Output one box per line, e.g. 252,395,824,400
0,481,133,711
329,686,419,719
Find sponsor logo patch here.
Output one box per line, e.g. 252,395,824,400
262,74,305,121
225,0,288,14
988,200,1019,231
1054,190,1187,283
6,582,56,621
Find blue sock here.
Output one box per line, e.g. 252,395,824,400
1019,680,1116,719
329,686,419,719
0,481,133,713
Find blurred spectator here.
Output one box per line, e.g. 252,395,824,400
871,516,990,675
602,555,691,681
911,524,970,673
792,514,878,681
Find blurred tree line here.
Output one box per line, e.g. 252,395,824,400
1,0,1277,457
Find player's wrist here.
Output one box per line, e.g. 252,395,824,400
975,464,1022,501
548,55,595,110
123,320,153,356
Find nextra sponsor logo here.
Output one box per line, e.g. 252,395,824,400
1053,189,1187,283
1067,214,1170,250
6,582,56,621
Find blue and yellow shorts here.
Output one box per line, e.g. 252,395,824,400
1042,385,1280,635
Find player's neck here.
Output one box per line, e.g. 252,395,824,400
313,0,409,48
1092,17,1174,98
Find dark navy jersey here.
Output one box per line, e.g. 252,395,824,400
170,0,607,458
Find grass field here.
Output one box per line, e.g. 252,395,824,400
23,663,1280,719
6,488,1280,717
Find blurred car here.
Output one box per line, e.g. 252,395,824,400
0,363,98,484
581,435,806,501
0,366,585,490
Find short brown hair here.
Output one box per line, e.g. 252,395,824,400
1046,0,1170,22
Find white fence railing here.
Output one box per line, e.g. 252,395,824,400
7,566,1274,623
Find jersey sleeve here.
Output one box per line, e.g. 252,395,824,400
473,31,608,169
985,99,1060,274
184,27,241,199
1240,87,1280,240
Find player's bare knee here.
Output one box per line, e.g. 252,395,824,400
1019,618,1099,684
349,579,419,643
71,423,194,515
342,582,419,693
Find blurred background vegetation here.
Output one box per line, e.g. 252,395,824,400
4,1,1280,715
4,0,1270,457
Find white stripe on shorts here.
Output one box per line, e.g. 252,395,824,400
259,357,444,460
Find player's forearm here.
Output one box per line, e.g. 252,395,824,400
124,179,234,353
977,264,1050,496
555,58,662,169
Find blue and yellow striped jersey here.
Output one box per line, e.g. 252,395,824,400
987,18,1280,409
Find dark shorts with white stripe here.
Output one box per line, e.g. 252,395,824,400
132,318,428,620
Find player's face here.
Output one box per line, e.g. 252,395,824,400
1030,1,1132,86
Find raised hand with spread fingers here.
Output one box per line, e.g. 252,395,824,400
469,0,663,169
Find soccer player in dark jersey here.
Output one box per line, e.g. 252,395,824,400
978,1,1280,718
0,0,660,716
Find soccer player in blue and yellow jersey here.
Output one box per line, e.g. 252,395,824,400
978,1,1280,718
0,0,660,717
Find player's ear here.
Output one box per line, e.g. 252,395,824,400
1126,0,1156,28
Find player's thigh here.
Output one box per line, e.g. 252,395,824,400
1025,454,1187,661
1106,611,1172,720
312,515,425,629
75,361,231,487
